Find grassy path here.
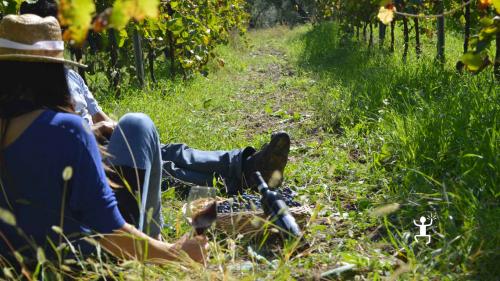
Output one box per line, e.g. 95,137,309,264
97,23,498,280
97,25,397,280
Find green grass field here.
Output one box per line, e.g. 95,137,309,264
79,23,499,280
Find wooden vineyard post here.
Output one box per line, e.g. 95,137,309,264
403,16,409,62
363,22,368,42
369,22,374,48
495,16,500,81
379,21,386,49
168,30,176,78
390,20,395,53
147,41,157,84
108,28,120,97
436,0,445,64
414,18,421,58
133,28,145,88
70,47,87,82
463,0,471,53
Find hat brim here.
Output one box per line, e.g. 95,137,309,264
0,54,87,68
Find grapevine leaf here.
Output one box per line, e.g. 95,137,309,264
110,0,159,30
378,6,396,25
461,53,485,71
479,17,494,27
1,0,22,13
109,1,129,30
492,0,500,13
118,28,128,47
167,17,184,35
58,0,95,44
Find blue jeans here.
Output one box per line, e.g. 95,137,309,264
106,113,251,237
161,144,255,193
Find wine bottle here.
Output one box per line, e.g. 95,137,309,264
253,171,301,238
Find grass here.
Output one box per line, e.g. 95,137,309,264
294,22,499,279
7,22,498,280
86,23,500,279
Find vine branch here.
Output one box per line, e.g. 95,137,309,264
394,0,472,19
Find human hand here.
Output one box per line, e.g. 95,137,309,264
173,234,208,264
92,121,116,140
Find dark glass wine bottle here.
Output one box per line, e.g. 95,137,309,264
253,171,301,238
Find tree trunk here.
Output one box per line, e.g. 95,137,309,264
463,0,471,53
414,18,421,58
379,22,386,49
403,17,409,62
132,29,145,88
108,28,120,97
356,26,360,41
390,20,395,53
436,1,445,64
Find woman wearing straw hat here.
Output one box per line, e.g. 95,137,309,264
0,14,207,268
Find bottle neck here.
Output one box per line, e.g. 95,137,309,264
257,182,267,193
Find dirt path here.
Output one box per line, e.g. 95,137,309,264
223,31,398,279
234,46,311,137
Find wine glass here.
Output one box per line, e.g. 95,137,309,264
185,186,218,235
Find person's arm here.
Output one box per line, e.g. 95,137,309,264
92,110,114,124
70,69,116,129
99,223,207,264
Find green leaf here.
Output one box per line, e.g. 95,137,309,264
461,53,484,71
168,17,184,35
492,0,500,13
118,28,128,47
58,0,96,44
110,0,159,30
462,154,484,159
479,17,494,27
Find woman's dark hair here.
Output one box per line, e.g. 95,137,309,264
0,61,73,147
0,61,73,114
20,0,58,18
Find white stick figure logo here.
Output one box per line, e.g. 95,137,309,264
414,216,432,244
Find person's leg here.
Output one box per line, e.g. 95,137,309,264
161,144,255,194
106,113,163,238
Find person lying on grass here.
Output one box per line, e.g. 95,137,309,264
19,0,292,240
0,14,207,271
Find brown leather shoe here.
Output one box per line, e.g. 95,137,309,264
242,132,290,191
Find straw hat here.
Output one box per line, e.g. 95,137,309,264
0,14,86,68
